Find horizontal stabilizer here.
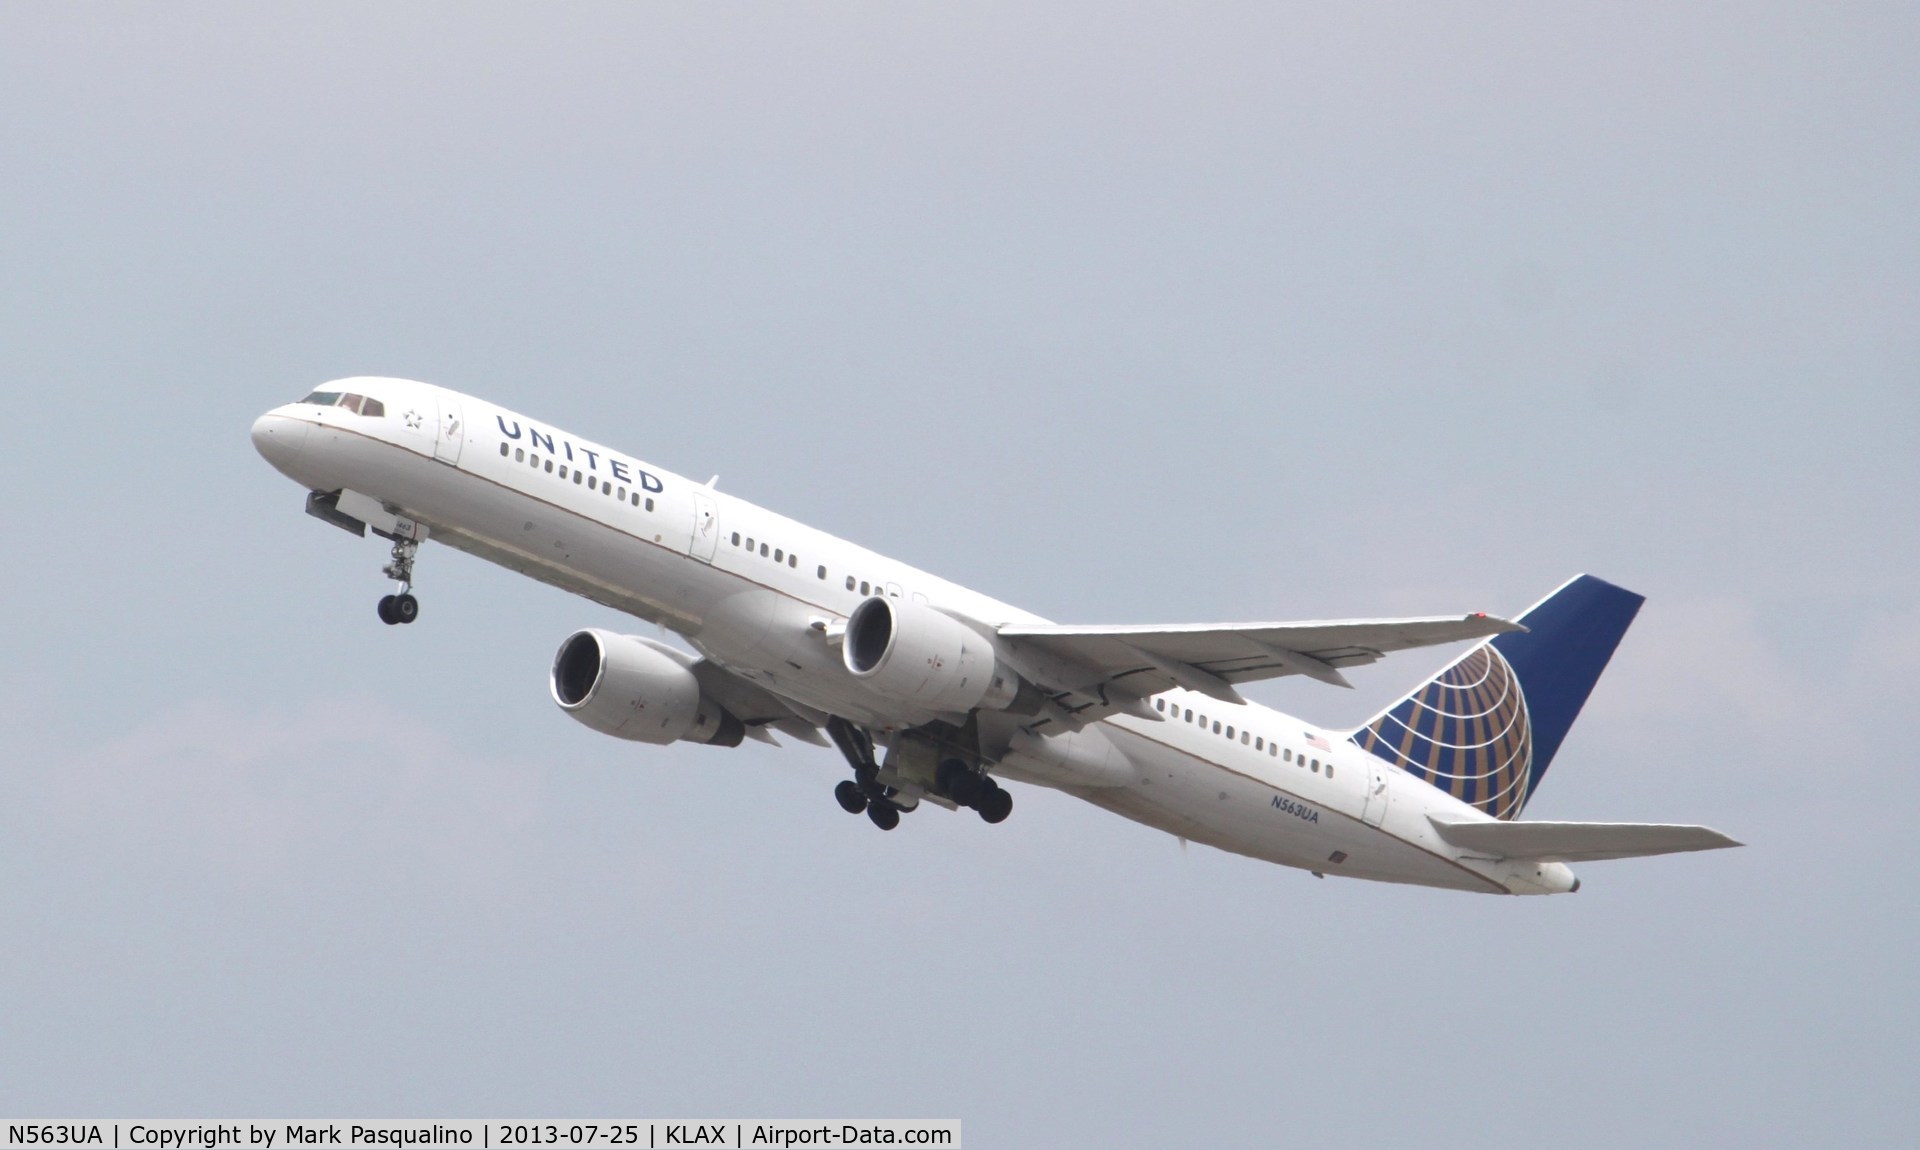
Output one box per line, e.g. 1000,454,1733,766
1428,816,1743,863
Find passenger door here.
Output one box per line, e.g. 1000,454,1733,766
690,492,720,562
1361,762,1391,828
435,397,465,465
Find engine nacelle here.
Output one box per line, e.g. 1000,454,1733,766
843,596,1028,715
550,629,744,746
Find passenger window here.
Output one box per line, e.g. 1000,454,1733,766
760,543,769,557
845,576,856,591
1183,709,1192,721
789,555,798,568
860,581,870,595
573,471,582,484
1311,759,1320,773
631,493,640,506
515,448,525,462
544,460,553,473
1326,764,1335,779
499,442,509,457
1283,749,1292,762
774,548,783,562
1241,732,1250,745
1155,699,1165,712
732,533,741,546
1269,744,1278,757
645,498,654,511
617,486,627,500
745,538,754,551
1254,737,1263,750
1212,721,1221,734
1226,726,1235,739
559,466,568,479
817,565,827,579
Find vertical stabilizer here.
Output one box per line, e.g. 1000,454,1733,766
1348,575,1644,819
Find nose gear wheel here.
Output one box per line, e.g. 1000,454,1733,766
377,537,422,625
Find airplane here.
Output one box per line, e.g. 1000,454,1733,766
251,377,1740,895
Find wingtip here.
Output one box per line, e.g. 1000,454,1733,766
1469,611,1529,634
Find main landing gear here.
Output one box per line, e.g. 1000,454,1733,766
826,717,906,831
824,717,1013,830
938,758,1014,824
376,536,421,626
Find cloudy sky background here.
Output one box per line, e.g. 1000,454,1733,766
1,4,1914,1146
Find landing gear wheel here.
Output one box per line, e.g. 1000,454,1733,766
978,786,1013,824
834,780,869,815
378,536,422,625
867,803,900,831
938,759,984,806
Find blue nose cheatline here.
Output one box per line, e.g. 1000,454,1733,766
250,410,308,470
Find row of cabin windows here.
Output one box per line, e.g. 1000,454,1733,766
501,443,655,511
729,531,800,570
500,450,889,596
1152,697,1334,777
845,575,898,598
496,438,903,600
718,529,895,595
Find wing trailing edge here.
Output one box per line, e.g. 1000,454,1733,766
996,613,1522,696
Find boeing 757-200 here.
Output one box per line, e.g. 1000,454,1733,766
252,377,1739,894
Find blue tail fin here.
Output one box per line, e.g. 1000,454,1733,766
1348,575,1644,820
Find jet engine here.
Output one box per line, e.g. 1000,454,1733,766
843,596,1031,715
550,629,744,746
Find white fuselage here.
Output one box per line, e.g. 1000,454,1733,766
252,378,1578,895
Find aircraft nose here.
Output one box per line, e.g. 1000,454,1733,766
250,410,309,470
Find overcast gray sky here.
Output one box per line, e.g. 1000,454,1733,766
1,4,1914,1146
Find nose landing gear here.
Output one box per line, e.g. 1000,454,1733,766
376,536,421,626
376,593,419,625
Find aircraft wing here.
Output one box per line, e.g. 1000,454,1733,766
689,658,830,746
1428,817,1744,863
996,613,1523,705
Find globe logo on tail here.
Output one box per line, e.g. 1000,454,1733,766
1351,644,1535,820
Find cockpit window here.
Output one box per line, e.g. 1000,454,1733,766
297,390,383,417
